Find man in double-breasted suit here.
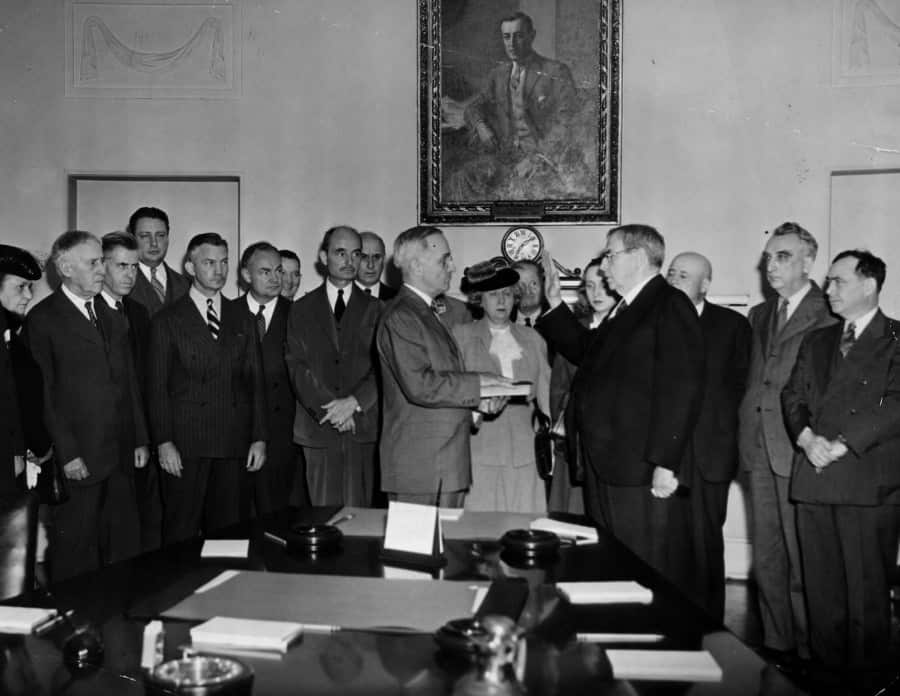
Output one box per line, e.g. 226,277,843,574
667,252,751,622
239,242,299,513
738,222,836,664
147,233,267,545
286,227,381,506
538,225,704,589
377,226,509,506
127,206,190,317
782,250,900,681
25,231,148,581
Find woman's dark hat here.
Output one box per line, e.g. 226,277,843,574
0,245,41,281
460,256,520,294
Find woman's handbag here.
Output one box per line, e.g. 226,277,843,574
533,408,554,481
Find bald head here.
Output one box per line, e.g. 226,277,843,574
666,252,712,305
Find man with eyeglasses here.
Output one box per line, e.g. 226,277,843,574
738,222,835,671
537,224,704,593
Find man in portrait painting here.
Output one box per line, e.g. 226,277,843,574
443,11,593,202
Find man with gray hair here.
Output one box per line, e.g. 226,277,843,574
25,230,148,580
538,224,704,591
356,231,397,301
376,225,510,506
739,222,835,668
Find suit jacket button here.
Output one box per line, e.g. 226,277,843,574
850,408,857,415
763,380,771,386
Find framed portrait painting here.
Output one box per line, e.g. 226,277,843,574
419,0,620,224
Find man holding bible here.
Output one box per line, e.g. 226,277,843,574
376,225,512,507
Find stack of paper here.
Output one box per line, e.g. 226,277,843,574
0,607,56,634
190,617,304,654
606,649,722,682
200,539,249,558
529,518,598,543
556,581,653,605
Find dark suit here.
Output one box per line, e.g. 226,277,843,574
376,286,481,500
147,293,268,544
738,283,834,656
0,312,25,498
465,52,576,154
99,293,160,550
685,302,751,622
241,296,299,513
130,263,189,317
25,289,147,580
782,311,900,670
537,275,704,586
285,284,381,506
370,282,398,301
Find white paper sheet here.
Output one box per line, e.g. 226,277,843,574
383,501,437,556
607,649,722,682
556,581,653,605
200,539,249,558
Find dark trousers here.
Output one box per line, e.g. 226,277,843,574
161,456,251,545
134,455,163,551
747,465,808,656
254,439,298,515
687,474,731,623
587,468,692,596
797,502,900,669
303,440,375,507
48,469,140,582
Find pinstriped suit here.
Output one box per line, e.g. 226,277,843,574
147,292,268,544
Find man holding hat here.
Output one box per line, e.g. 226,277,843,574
0,244,45,498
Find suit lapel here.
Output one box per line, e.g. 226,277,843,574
310,285,339,350
776,284,826,347
175,295,218,351
585,275,664,371
53,290,105,348
826,311,892,393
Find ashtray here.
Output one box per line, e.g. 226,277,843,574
145,655,254,695
434,617,490,659
287,523,343,554
499,529,560,563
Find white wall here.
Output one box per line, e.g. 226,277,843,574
4,0,900,298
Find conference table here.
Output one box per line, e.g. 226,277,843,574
0,506,806,695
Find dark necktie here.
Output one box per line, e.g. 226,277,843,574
85,300,107,345
206,298,220,340
334,289,346,322
150,266,166,305
115,299,130,329
255,304,266,340
365,287,372,296
839,322,856,358
524,316,532,327
774,298,788,335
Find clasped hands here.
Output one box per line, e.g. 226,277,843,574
797,427,848,474
319,396,359,434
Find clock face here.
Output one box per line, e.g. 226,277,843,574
501,226,543,262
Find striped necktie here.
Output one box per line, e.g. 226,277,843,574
255,303,266,340
150,266,166,305
839,322,856,358
206,298,220,340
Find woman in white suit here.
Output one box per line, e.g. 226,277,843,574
453,258,550,513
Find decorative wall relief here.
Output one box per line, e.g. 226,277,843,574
66,1,241,98
833,0,900,85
